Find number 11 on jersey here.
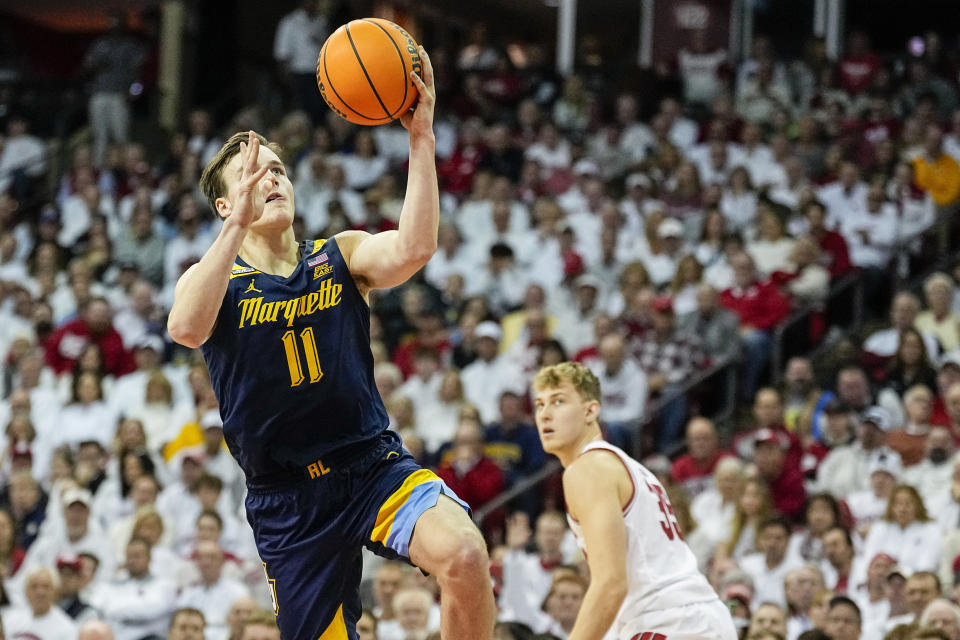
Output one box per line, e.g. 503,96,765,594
281,328,323,387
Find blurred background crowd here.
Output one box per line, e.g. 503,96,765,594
2,0,960,639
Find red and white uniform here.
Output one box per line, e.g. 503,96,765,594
568,441,738,640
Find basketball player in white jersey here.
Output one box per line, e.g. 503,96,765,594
532,362,738,640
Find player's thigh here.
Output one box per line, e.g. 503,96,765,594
247,489,362,639
407,494,488,578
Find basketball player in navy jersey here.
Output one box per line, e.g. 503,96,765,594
168,48,495,640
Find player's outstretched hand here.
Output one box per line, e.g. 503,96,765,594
400,46,435,139
231,130,272,229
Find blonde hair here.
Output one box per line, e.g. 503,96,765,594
533,362,601,403
884,484,932,523
199,132,284,213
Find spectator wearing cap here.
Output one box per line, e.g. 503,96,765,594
4,566,78,639
460,321,525,425
587,332,647,451
903,427,957,506
816,405,902,499
741,517,803,609
56,551,99,624
156,448,208,542
44,297,135,378
720,251,791,401
19,487,115,585
176,541,250,639
753,427,808,520
90,536,177,640
847,450,902,534
635,295,706,451
198,409,243,507
860,485,942,589
720,569,754,630
816,397,856,455
643,218,687,288
821,526,856,594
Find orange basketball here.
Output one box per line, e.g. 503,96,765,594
316,18,421,126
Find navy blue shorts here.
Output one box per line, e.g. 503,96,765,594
244,430,469,640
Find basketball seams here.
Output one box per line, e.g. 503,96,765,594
360,18,409,119
344,23,393,121
319,31,387,123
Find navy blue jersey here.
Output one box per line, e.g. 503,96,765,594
201,237,388,477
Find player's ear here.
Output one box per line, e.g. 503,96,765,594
215,197,231,220
585,400,600,424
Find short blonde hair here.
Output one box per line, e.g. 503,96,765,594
199,132,284,213
924,272,955,296
533,362,601,403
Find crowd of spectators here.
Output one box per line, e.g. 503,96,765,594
1,4,960,639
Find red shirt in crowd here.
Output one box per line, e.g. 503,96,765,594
815,229,854,278
44,319,135,377
719,280,791,330
838,53,883,94
671,450,734,495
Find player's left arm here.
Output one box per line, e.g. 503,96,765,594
339,46,438,294
564,452,630,640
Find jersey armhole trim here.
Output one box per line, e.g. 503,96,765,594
580,447,637,515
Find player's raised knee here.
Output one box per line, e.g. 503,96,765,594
442,527,488,580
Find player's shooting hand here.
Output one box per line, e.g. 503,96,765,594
231,130,272,229
400,46,435,139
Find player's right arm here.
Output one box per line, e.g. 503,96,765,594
168,133,270,348
564,452,630,640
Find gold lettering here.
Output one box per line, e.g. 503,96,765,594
307,463,321,479
237,299,252,328
283,298,299,327
306,292,319,314
269,300,283,322
317,280,331,309
330,284,342,308
250,298,262,326
258,301,275,324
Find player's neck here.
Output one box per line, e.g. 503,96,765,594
557,425,604,467
239,227,299,276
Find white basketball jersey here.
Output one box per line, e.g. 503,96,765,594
567,441,723,637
